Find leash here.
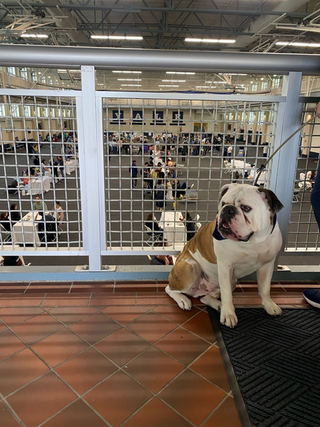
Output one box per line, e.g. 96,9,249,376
253,112,317,186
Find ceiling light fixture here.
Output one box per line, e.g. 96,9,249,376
21,34,48,38
276,41,320,47
162,80,186,82
120,84,141,87
205,81,227,84
166,71,195,75
159,85,179,87
112,71,142,74
185,38,235,43
117,78,142,81
219,73,247,76
91,35,143,40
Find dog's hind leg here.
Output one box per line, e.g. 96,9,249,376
167,256,202,310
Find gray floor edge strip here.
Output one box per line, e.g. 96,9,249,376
208,307,253,427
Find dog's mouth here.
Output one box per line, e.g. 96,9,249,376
218,220,254,242
221,222,230,230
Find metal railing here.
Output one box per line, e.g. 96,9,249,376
0,60,318,279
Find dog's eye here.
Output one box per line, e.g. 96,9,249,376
241,205,252,212
221,202,226,207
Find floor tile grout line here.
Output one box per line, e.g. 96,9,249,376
68,282,74,294
0,308,45,329
23,282,32,294
40,293,47,307
0,392,27,427
88,292,93,306
198,393,231,427
0,310,66,350
36,397,112,427
121,395,197,427
156,398,198,427
117,396,156,427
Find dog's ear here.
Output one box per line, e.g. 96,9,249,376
219,183,238,201
219,184,231,201
257,188,283,213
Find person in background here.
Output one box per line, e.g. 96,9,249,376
9,204,21,225
145,213,164,240
33,196,48,212
304,101,320,308
53,201,64,230
41,159,51,175
155,174,166,210
129,160,138,189
36,211,56,243
0,212,11,231
142,162,152,195
57,156,65,178
184,212,197,241
2,256,23,266
150,252,174,265
33,156,40,166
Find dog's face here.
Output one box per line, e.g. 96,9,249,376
217,184,283,242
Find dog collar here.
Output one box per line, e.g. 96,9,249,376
212,222,226,240
213,213,277,241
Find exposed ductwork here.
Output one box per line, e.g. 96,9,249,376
38,0,91,45
232,0,311,49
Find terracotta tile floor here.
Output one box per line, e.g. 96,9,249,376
0,281,314,427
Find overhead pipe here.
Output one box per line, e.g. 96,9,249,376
0,44,320,74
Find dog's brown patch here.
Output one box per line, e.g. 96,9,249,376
168,220,217,292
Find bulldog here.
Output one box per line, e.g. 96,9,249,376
166,183,284,328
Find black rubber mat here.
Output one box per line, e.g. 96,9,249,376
208,307,320,427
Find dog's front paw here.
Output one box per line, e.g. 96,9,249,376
220,308,238,328
176,294,192,310
263,300,282,316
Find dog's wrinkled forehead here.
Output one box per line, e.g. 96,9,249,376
219,183,253,205
219,183,284,213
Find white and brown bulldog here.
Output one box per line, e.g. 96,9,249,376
166,183,284,328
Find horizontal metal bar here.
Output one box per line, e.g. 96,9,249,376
0,3,309,17
1,45,320,74
0,89,81,97
98,91,286,102
0,250,88,256
0,265,319,282
285,248,320,253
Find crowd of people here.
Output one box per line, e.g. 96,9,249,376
0,197,65,245
145,211,197,243
106,132,234,159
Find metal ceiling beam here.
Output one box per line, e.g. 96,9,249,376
232,0,311,49
75,23,252,36
0,3,311,17
0,44,319,74
38,0,91,45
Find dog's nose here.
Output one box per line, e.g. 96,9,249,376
223,205,236,217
